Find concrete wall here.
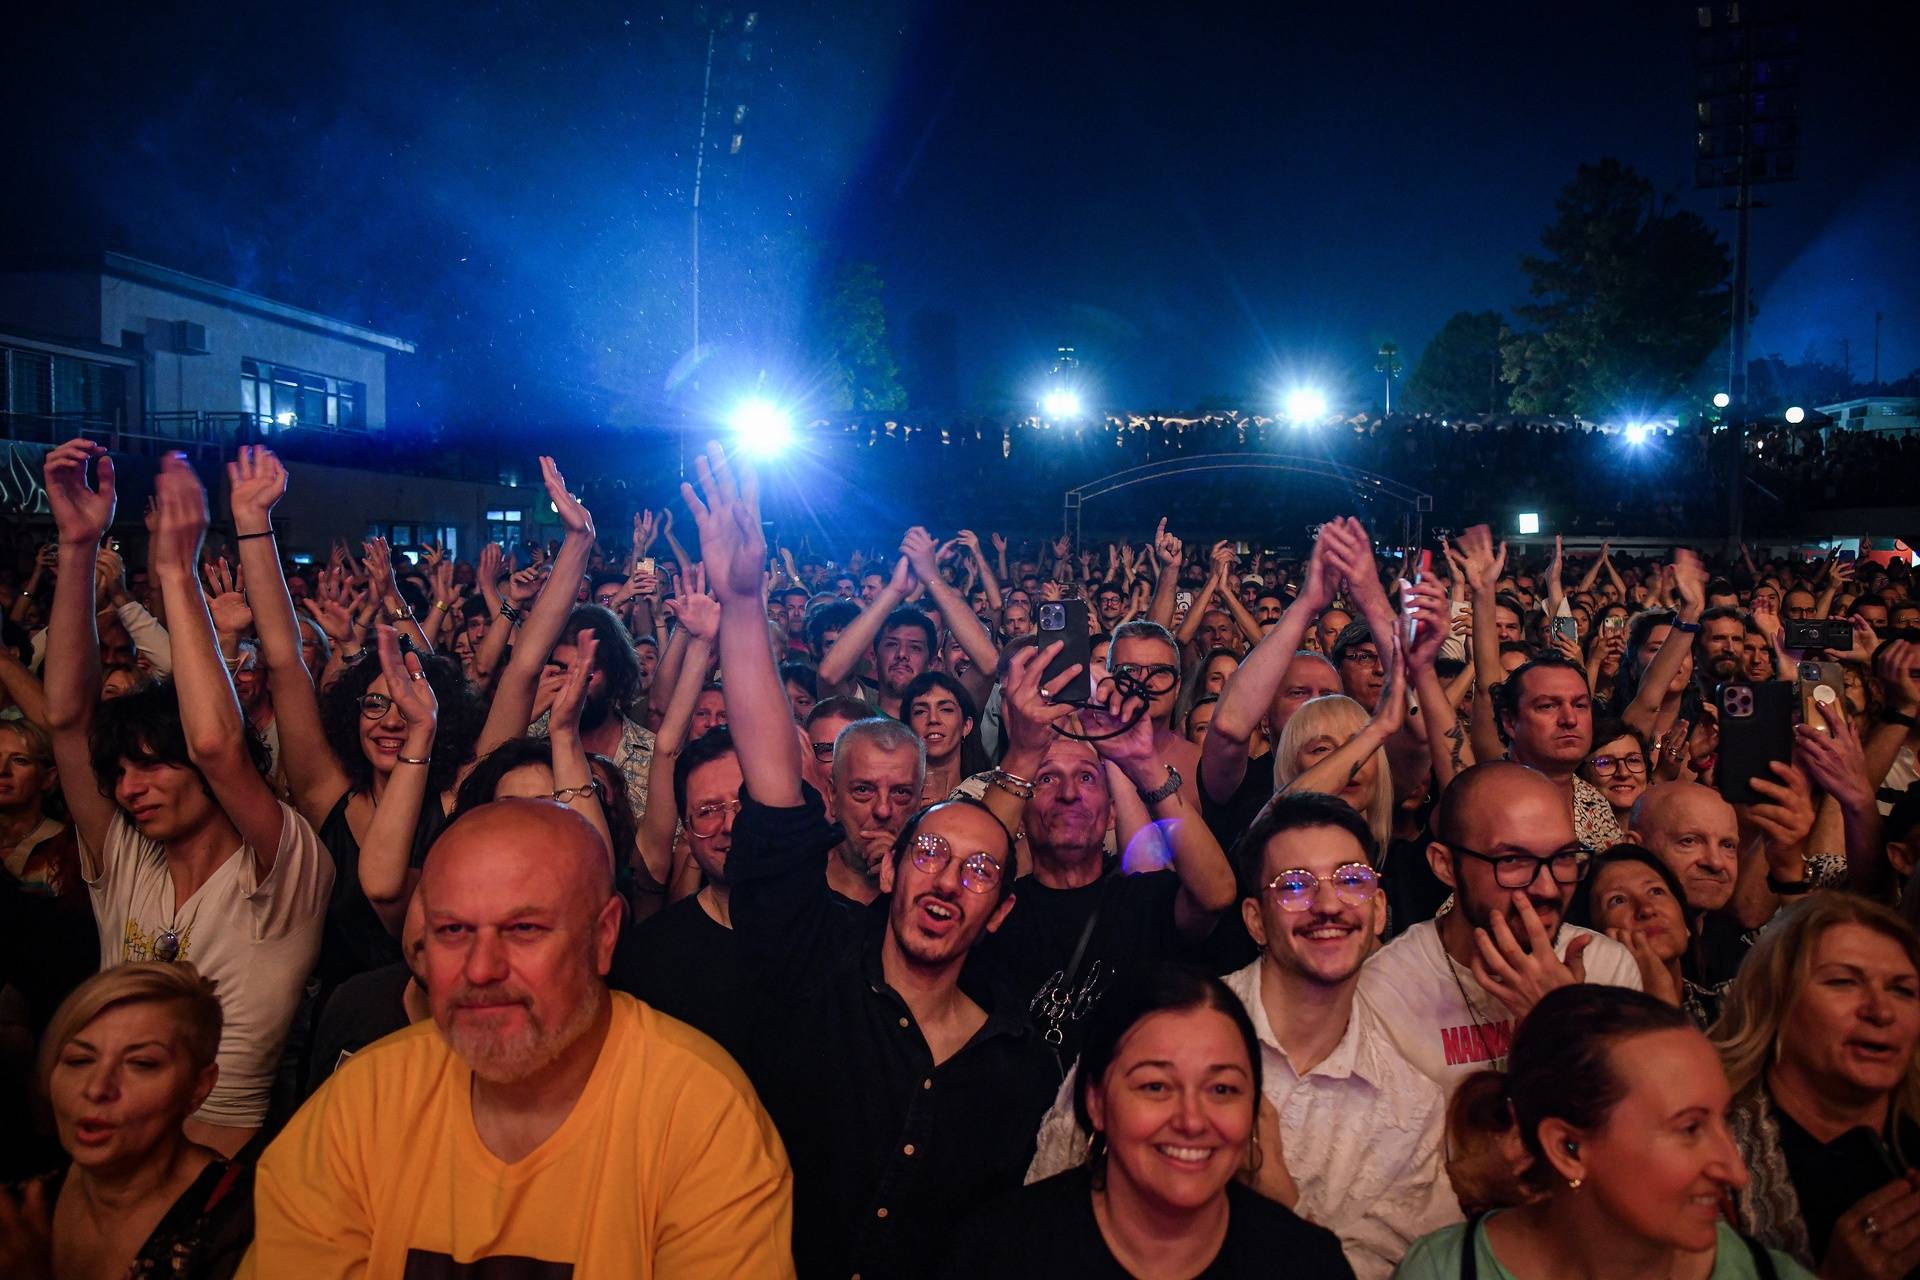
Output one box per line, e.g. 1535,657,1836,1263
98,276,391,427
266,459,552,558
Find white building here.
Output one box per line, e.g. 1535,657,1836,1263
1814,396,1920,435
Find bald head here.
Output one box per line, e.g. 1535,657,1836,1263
1628,782,1740,912
424,798,615,913
1435,761,1571,850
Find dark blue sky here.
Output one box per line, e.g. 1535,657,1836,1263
2,0,1912,434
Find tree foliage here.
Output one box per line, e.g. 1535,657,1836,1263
1501,159,1732,417
815,261,906,412
1406,310,1506,416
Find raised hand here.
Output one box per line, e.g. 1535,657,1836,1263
1153,517,1183,569
679,442,768,604
225,445,286,531
989,531,1007,555
1454,524,1506,596
633,509,657,559
540,456,595,541
151,454,209,573
1744,761,1817,876
956,529,982,558
1402,574,1450,672
665,564,721,641
548,626,599,742
504,565,542,608
42,438,116,545
374,624,437,749
1670,548,1708,615
901,526,942,581
362,537,395,599
1001,641,1083,758
203,558,253,636
1796,700,1874,813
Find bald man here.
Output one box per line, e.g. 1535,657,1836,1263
1356,762,1642,1092
248,799,795,1278
1628,781,1768,1022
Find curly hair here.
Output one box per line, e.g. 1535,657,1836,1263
89,678,272,803
318,651,486,797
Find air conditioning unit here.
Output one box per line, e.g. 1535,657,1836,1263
173,320,210,355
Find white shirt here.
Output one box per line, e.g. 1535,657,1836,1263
1355,918,1642,1094
1024,960,1461,1280
86,802,332,1127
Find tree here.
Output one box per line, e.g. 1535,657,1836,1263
814,261,906,412
1406,311,1507,416
1501,159,1733,418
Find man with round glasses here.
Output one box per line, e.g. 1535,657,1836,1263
682,442,1058,1278
1229,791,1458,1277
1356,762,1642,1092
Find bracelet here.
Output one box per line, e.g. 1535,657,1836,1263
498,602,523,625
550,779,602,804
386,606,411,624
1885,709,1920,732
989,768,1036,800
1672,620,1700,634
432,600,452,614
1136,764,1182,806
1766,873,1812,897
395,754,431,766
233,529,276,542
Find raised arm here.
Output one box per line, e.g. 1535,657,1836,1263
151,455,285,868
0,644,47,729
682,445,801,808
354,626,437,929
1623,550,1706,736
959,530,1002,611
229,446,351,826
816,554,914,687
636,572,719,887
1403,573,1471,788
1451,527,1508,764
1199,527,1335,804
474,457,596,758
40,440,120,862
1284,641,1406,799
902,527,998,676
1146,518,1183,630
544,627,615,861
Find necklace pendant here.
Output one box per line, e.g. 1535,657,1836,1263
154,929,181,962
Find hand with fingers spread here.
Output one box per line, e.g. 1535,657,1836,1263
1001,641,1084,764
665,565,721,642
151,454,210,574
1469,895,1591,1020
547,626,599,746
679,443,768,605
362,537,395,600
226,444,287,534
1796,700,1874,814
375,624,437,760
1837,614,1883,666
1454,524,1507,598
42,438,117,546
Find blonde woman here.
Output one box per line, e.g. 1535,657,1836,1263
1275,682,1397,857
1715,894,1920,1278
0,963,252,1279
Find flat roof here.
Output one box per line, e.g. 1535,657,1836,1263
102,252,416,355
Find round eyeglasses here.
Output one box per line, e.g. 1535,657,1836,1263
909,833,1003,895
687,797,744,838
1263,862,1380,912
357,693,397,719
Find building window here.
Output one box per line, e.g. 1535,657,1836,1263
2,344,126,430
485,509,524,548
242,358,364,431
369,522,458,562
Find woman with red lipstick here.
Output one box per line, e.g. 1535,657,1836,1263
942,964,1353,1278
0,963,251,1279
1717,896,1920,1278
1401,985,1805,1279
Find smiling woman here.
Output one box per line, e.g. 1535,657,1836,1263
939,964,1354,1278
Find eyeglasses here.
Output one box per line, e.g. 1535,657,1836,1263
1112,662,1180,695
908,832,1003,895
1339,647,1383,668
1445,841,1593,889
1588,753,1647,775
809,741,836,762
1263,862,1379,912
358,693,397,719
687,797,744,837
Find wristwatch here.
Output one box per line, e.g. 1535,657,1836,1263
1136,765,1182,807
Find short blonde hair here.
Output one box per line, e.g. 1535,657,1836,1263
1274,694,1392,854
38,962,223,1096
1714,894,1920,1127
0,718,53,764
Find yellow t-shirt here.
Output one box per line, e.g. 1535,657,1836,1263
243,992,795,1278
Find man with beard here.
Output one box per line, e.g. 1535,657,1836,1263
816,563,937,718
822,717,924,907
975,640,1237,1067
535,603,657,821
1695,605,1748,691
251,799,796,1274
683,444,1055,1279
1356,762,1642,1092
1092,581,1127,632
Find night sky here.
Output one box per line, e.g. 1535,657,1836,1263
2,0,1913,438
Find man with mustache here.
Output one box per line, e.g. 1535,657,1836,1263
685,444,1056,1279
249,798,795,1275
1356,762,1643,1092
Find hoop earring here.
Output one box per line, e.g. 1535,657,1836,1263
1245,1129,1263,1175
1087,1131,1109,1191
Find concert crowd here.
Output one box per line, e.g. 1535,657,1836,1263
1,431,1918,1278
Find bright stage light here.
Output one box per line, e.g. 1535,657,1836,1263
1283,387,1329,423
728,398,795,456
1713,392,1731,409
1784,405,1806,425
1624,422,1650,445
1041,389,1083,419
1517,512,1541,535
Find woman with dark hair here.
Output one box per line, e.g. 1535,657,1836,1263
1570,845,1726,1026
903,670,986,805
1400,985,1805,1278
942,964,1352,1278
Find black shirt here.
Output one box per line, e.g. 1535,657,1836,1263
305,960,412,1096
939,1165,1354,1279
1378,834,1450,939
1199,750,1274,854
314,791,447,993
610,891,755,1066
730,785,1059,1280
1774,1101,1920,1267
981,862,1206,1068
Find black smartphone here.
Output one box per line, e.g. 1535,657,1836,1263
1037,599,1092,705
1716,681,1796,805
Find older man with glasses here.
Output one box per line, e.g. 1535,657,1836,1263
1357,762,1643,1092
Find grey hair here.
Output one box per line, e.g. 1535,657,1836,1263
832,716,927,793
1106,619,1180,669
